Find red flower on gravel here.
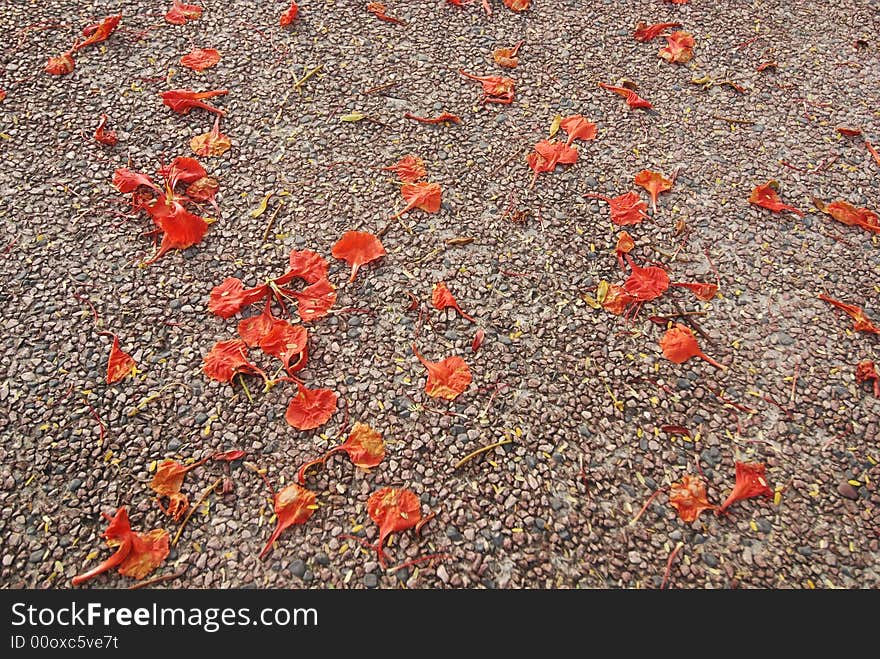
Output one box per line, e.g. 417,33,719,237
71,507,169,586
332,231,386,282
659,31,696,63
669,475,717,522
76,15,122,50
259,483,317,559
393,182,442,219
634,170,673,213
285,384,337,431
814,198,879,234
382,155,427,182
718,462,774,514
203,339,267,384
412,343,472,400
190,116,231,157
855,361,880,397
584,191,648,226
106,334,137,384
93,114,118,146
432,281,476,322
559,114,597,147
819,294,880,335
633,21,682,42
180,48,220,71
45,49,75,75
367,487,421,566
749,180,804,216
280,1,299,26
660,323,725,370
598,82,652,110
623,255,670,301
165,0,202,25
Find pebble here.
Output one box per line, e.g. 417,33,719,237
291,559,306,578
837,482,859,500
702,553,719,568
363,573,378,588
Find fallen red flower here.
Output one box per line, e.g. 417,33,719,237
160,89,228,116
367,487,421,566
669,475,717,522
381,155,426,182
71,507,169,586
633,21,682,42
280,1,299,26
598,82,652,109
93,114,118,146
855,361,880,397
180,47,221,71
45,49,75,76
285,384,338,431
366,2,405,24
459,69,515,105
259,483,317,559
332,230,386,282
412,344,472,400
432,281,476,322
717,462,774,514
818,294,880,335
749,180,804,216
106,334,137,384
76,14,122,50
660,323,725,370
403,112,461,125
584,191,648,226
165,0,202,25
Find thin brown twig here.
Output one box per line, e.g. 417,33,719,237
261,201,284,242
660,542,685,589
454,438,512,470
630,486,668,525
712,115,755,125
362,81,400,95
84,402,105,445
293,64,323,92
172,477,222,547
129,569,187,590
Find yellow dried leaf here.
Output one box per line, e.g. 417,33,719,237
340,112,366,122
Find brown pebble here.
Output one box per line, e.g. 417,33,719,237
837,482,859,500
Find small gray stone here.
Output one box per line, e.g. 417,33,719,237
446,525,462,541
291,559,306,578
67,478,83,492
28,549,44,563
363,573,378,588
702,553,719,568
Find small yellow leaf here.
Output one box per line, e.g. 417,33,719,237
549,114,562,137
250,193,273,218
340,112,366,122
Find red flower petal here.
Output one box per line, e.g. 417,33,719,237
106,334,137,384
331,231,386,283
180,47,220,71
412,344,472,400
367,487,421,566
669,475,717,522
285,385,337,430
259,483,316,558
718,462,774,513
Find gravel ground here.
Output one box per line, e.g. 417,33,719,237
0,0,878,591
